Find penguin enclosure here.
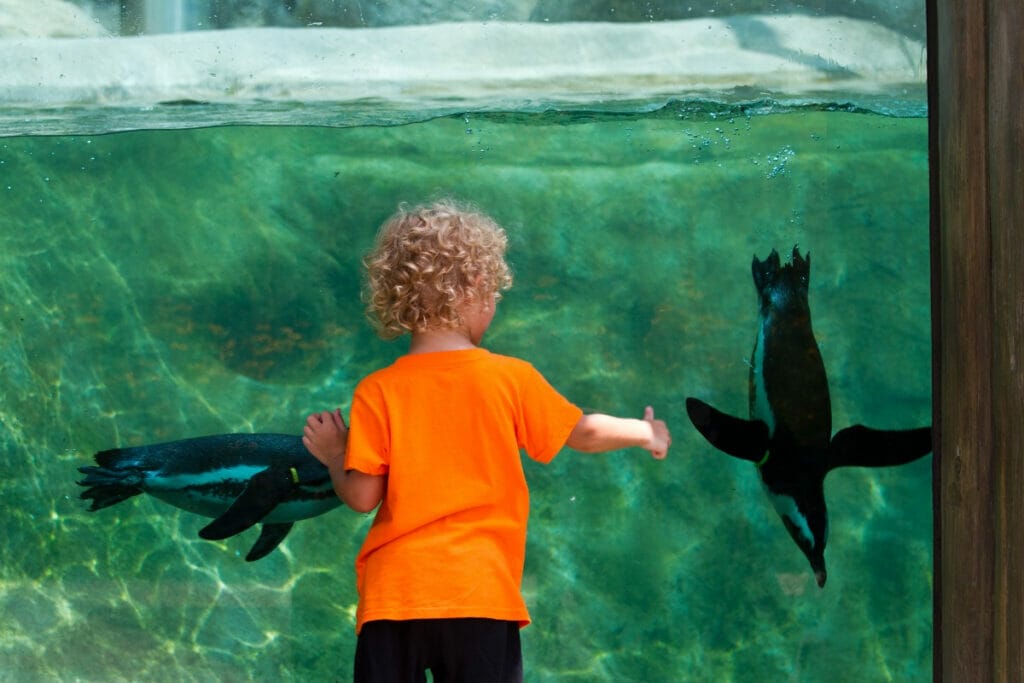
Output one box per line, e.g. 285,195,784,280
0,1,935,681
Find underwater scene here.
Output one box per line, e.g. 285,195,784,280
0,103,931,681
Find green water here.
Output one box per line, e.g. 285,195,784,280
0,106,932,682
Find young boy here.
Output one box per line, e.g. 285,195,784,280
303,199,670,682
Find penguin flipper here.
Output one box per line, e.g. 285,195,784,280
199,466,293,541
685,397,771,463
245,522,294,562
828,425,933,469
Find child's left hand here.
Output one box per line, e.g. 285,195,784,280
302,408,348,466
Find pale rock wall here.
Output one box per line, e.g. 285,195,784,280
19,0,924,40
0,0,107,38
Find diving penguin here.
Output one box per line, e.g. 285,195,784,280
685,246,931,587
77,433,343,561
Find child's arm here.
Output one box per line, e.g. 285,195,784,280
303,409,386,513
566,406,670,459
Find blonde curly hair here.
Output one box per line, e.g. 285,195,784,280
363,199,513,339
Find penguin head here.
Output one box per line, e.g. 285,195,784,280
752,246,811,314
772,488,829,588
814,566,827,588
780,514,828,587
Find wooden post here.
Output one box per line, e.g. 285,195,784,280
933,0,1024,679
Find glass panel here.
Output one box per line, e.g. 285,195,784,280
1,2,931,681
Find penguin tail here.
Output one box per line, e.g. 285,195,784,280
77,448,145,511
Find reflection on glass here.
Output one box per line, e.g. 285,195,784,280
0,2,930,681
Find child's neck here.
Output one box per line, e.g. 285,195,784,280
408,328,479,355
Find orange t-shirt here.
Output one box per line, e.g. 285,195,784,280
343,348,582,633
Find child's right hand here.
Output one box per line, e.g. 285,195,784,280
643,405,671,460
302,408,348,466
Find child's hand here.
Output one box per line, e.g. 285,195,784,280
643,405,671,460
303,408,348,466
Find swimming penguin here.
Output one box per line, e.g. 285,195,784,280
77,433,342,561
685,246,931,587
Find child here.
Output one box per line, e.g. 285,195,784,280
303,199,670,682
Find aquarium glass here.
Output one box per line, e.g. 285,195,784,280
1,1,931,681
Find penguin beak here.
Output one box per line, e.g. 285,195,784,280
815,569,827,588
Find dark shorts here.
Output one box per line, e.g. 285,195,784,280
354,618,523,683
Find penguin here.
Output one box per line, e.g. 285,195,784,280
77,433,342,561
685,246,931,587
